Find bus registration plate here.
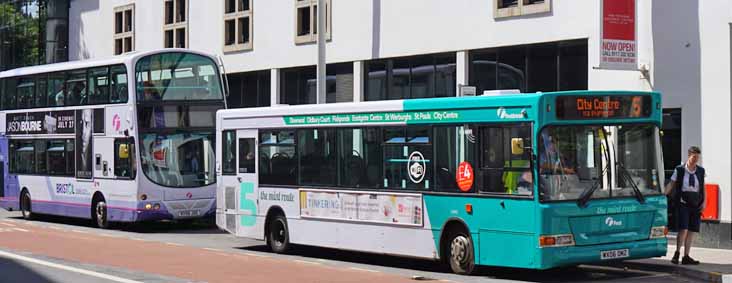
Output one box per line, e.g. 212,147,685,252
600,249,629,260
178,210,200,217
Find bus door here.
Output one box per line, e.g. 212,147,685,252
227,129,261,239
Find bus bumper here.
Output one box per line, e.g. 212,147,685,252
537,238,667,269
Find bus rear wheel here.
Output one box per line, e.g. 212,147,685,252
20,191,33,220
93,199,110,229
267,214,290,253
447,230,475,275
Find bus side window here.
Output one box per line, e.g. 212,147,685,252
115,138,136,179
238,138,256,174
479,127,506,193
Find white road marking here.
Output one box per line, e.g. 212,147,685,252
71,230,88,234
203,248,223,252
12,228,29,232
348,267,380,273
0,222,16,227
243,252,269,258
165,242,184,246
294,260,321,265
129,238,146,241
0,249,143,283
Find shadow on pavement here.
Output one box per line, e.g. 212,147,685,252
238,244,653,282
0,257,56,283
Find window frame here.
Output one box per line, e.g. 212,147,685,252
222,130,237,175
250,123,535,199
294,0,332,44
0,64,129,110
494,0,551,19
223,0,253,52
9,138,76,177
114,4,135,55
475,123,534,197
114,137,137,180
163,0,189,48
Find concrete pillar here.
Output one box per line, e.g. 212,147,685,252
353,61,364,102
456,50,469,96
271,68,280,105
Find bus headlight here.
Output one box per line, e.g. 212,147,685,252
650,226,667,239
144,204,153,210
153,203,161,210
539,234,575,247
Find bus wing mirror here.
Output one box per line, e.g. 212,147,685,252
511,138,525,155
119,144,129,159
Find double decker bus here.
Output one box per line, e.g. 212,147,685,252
215,90,667,274
0,49,226,228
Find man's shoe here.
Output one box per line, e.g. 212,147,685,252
681,255,700,265
671,251,680,264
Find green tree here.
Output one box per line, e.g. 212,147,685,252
0,1,43,70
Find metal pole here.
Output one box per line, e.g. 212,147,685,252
316,0,326,104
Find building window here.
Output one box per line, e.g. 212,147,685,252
295,0,331,44
224,0,252,52
281,63,353,105
227,70,270,108
114,4,134,55
495,0,550,18
364,53,456,101
326,62,353,103
469,39,587,95
163,0,188,48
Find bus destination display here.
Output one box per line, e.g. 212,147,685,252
555,95,651,119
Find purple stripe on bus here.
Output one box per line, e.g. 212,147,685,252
31,201,91,219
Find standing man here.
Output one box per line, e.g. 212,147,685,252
664,146,705,265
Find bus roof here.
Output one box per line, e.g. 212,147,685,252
0,48,218,79
217,90,659,121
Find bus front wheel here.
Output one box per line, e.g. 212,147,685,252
267,214,290,253
447,231,475,275
20,191,33,220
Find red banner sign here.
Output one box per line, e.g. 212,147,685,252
600,0,636,70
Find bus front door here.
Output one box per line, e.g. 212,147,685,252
234,129,262,239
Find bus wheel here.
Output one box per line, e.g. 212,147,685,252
267,214,290,253
93,199,110,229
20,191,33,220
447,230,475,275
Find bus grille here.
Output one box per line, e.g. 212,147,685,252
225,186,236,210
226,214,236,232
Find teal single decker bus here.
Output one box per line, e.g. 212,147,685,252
215,90,667,274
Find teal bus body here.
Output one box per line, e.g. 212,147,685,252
408,91,665,269
217,90,666,272
410,91,665,269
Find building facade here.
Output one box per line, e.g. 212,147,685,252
0,0,69,71
67,0,732,247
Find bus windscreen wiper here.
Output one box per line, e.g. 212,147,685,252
578,127,612,208
577,163,608,208
616,161,646,204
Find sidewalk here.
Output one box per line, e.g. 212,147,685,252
616,244,732,283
